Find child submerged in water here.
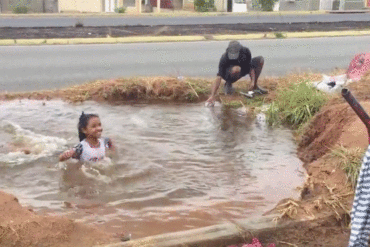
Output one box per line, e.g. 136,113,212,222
59,112,115,162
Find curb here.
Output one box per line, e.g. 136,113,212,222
1,30,370,46
327,10,370,14
94,214,283,247
0,10,327,18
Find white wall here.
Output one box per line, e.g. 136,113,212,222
320,0,333,10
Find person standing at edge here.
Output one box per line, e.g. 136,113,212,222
206,40,267,106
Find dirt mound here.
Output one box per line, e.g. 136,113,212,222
257,77,370,247
0,77,212,104
297,103,356,163
256,215,350,247
0,72,328,106
0,191,116,247
298,74,370,164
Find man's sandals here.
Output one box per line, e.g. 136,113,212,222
240,87,268,98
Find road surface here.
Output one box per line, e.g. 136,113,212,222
1,13,370,27
1,36,370,92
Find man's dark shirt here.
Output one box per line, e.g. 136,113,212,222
217,47,252,80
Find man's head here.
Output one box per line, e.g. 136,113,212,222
227,41,242,60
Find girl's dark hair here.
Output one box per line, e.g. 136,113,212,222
78,111,99,141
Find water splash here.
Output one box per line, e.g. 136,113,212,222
0,120,67,166
81,164,112,184
59,157,114,184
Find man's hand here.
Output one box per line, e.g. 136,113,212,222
206,76,222,107
205,96,215,107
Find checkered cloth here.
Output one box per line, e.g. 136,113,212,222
349,145,370,247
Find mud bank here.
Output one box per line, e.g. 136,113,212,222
1,73,369,247
0,191,119,247
0,73,324,105
0,77,212,104
257,76,370,247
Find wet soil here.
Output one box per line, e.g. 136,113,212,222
1,21,370,39
249,76,370,247
0,191,119,247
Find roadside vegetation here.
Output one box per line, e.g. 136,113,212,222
258,0,278,11
12,5,28,14
265,80,329,128
0,77,212,103
194,0,216,12
274,32,286,38
115,7,126,13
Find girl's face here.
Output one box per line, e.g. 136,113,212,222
83,117,102,139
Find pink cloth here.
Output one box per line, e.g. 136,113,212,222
347,53,370,81
227,238,275,247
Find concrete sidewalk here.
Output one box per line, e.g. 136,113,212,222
1,30,370,46
0,10,326,18
0,9,368,18
94,215,283,247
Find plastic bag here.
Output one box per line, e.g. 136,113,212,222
313,74,348,94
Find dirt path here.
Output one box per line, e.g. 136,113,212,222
1,21,370,39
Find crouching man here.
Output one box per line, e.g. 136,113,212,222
206,40,267,105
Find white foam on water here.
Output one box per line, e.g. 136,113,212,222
82,157,115,183
59,157,114,184
0,120,67,166
81,165,112,184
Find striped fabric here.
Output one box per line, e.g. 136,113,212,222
349,145,370,247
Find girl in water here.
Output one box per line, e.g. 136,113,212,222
59,112,115,162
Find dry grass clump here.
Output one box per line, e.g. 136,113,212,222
273,200,301,221
0,77,212,104
329,145,366,189
312,190,353,221
0,71,344,106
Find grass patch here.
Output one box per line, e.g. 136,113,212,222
243,94,266,108
220,95,266,110
115,7,126,13
329,145,366,189
220,100,244,108
274,32,286,39
266,80,329,129
12,6,28,13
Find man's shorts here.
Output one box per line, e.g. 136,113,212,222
223,56,263,84
223,56,263,94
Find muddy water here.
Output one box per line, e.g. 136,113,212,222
0,100,305,239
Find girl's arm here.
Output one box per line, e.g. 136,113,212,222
105,137,116,152
105,137,118,160
59,143,82,162
59,149,76,162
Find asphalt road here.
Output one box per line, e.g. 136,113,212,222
1,36,370,92
1,13,370,27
